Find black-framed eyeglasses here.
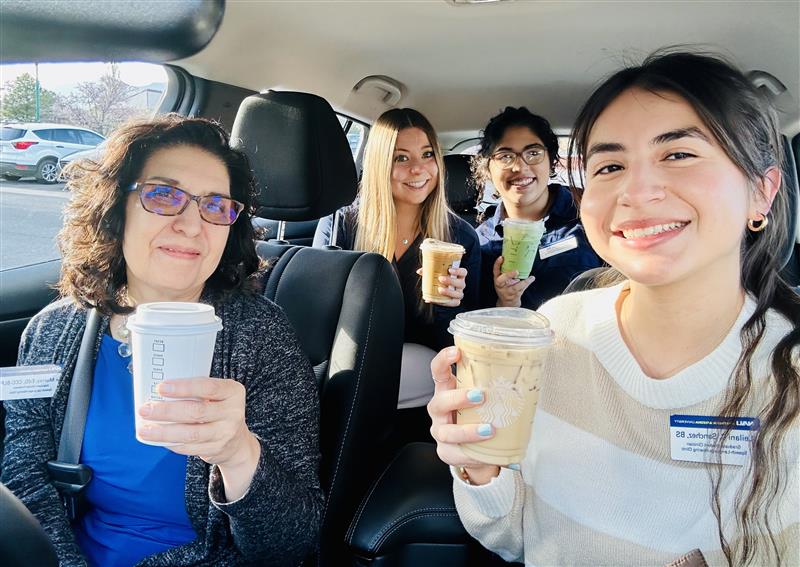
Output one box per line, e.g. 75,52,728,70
128,183,244,226
490,146,547,169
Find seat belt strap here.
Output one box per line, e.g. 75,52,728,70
57,308,100,463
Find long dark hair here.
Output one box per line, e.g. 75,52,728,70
59,114,262,315
568,50,800,566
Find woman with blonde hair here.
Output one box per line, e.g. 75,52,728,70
315,108,480,409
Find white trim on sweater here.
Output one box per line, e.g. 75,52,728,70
452,284,799,566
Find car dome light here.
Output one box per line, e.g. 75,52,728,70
12,141,38,150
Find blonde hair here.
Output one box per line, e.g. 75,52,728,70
355,108,452,260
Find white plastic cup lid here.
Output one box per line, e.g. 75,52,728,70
448,307,554,347
420,238,465,254
127,302,222,335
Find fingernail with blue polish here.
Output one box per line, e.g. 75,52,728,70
508,463,521,471
477,423,493,436
467,389,484,403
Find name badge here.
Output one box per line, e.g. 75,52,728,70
539,235,578,260
0,365,62,401
670,414,760,466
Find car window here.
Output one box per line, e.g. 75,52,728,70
32,128,55,141
336,113,368,161
51,129,80,143
1,127,26,140
448,138,481,155
346,123,366,156
77,130,104,146
0,61,167,271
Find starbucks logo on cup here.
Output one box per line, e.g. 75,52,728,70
478,376,525,428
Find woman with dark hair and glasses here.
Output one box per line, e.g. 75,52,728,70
473,107,602,309
428,51,798,565
2,115,323,566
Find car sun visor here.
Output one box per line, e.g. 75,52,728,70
0,0,224,63
231,91,358,222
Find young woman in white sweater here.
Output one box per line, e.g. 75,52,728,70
426,50,799,566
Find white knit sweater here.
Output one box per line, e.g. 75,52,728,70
452,283,799,566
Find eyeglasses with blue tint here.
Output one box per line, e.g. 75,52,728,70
128,183,244,226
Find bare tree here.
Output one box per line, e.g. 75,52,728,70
53,64,139,134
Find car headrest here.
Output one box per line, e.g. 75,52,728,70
444,154,478,216
780,134,798,269
231,91,358,222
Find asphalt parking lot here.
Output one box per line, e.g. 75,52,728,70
0,177,68,271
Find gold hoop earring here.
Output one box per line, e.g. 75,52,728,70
747,213,769,232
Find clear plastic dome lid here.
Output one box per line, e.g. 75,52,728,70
448,307,554,347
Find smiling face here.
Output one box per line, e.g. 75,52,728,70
390,127,439,208
488,125,552,217
580,87,765,287
122,145,231,303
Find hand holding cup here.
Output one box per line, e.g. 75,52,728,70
136,377,258,467
493,256,535,308
416,266,469,307
127,302,259,500
419,238,466,305
427,347,501,485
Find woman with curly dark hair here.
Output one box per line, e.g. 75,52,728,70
473,107,602,309
2,114,323,566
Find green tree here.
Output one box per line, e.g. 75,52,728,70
0,73,56,122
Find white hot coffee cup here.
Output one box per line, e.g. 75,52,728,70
127,302,222,446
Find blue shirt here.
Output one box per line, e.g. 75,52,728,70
74,334,197,567
476,185,603,309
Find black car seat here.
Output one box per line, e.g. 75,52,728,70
0,483,58,567
444,154,480,226
779,134,799,288
252,217,320,246
231,91,405,566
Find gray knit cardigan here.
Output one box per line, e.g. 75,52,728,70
2,291,323,566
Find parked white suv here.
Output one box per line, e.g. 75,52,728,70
0,123,105,183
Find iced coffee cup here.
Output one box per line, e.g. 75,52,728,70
448,307,553,466
501,218,546,279
420,238,465,304
127,302,222,446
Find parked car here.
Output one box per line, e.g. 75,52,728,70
0,123,105,183
56,140,107,180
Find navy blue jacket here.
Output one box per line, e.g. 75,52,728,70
314,205,481,351
476,185,603,309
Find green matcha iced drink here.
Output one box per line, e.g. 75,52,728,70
501,219,546,279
